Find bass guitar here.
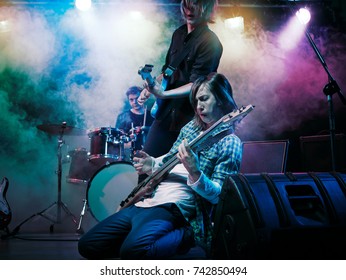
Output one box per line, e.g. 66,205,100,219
0,177,12,230
118,104,254,211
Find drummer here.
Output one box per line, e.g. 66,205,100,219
115,86,154,151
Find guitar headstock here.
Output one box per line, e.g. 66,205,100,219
138,64,154,82
222,104,255,124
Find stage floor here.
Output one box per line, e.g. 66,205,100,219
0,232,207,260
0,233,82,260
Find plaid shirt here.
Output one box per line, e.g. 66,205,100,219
162,119,243,254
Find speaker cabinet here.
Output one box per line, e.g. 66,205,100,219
240,140,289,173
300,134,346,172
212,172,346,259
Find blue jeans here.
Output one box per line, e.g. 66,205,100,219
78,203,191,259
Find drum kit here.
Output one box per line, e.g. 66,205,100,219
66,125,146,231
67,125,147,184
11,121,148,235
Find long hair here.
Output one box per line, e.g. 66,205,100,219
180,0,218,23
190,72,238,130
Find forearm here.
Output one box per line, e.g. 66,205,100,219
160,83,193,99
188,172,221,204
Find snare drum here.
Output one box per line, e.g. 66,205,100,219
88,127,129,165
86,162,138,221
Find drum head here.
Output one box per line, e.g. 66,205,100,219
87,162,138,221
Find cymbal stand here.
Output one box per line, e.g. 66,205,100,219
8,122,78,237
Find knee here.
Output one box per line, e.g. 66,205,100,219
119,242,147,259
78,234,105,260
78,235,92,259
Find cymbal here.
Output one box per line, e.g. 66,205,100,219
37,124,87,136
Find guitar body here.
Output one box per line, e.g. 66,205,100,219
0,177,12,230
119,172,167,211
150,100,161,119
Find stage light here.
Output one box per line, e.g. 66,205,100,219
278,7,311,50
296,8,311,25
224,16,244,33
130,11,144,21
0,20,10,33
75,0,92,11
279,16,306,50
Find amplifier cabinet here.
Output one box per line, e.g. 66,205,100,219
212,172,346,259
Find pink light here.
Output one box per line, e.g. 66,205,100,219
278,8,310,51
296,8,311,25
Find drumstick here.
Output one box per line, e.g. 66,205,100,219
143,105,147,128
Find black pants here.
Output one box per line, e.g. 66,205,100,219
143,119,180,157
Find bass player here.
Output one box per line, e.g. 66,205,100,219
78,73,243,259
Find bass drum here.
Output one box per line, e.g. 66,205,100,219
87,162,138,222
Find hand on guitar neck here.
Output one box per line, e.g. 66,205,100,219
138,65,159,97
138,64,170,118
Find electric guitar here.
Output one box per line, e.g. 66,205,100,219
138,64,174,118
118,104,254,211
0,177,11,230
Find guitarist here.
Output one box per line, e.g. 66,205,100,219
78,73,243,259
138,0,223,157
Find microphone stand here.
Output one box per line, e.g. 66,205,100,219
290,2,346,171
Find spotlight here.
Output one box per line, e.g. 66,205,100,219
278,7,310,50
224,16,244,33
130,11,144,21
0,20,10,33
296,8,311,25
75,0,92,11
